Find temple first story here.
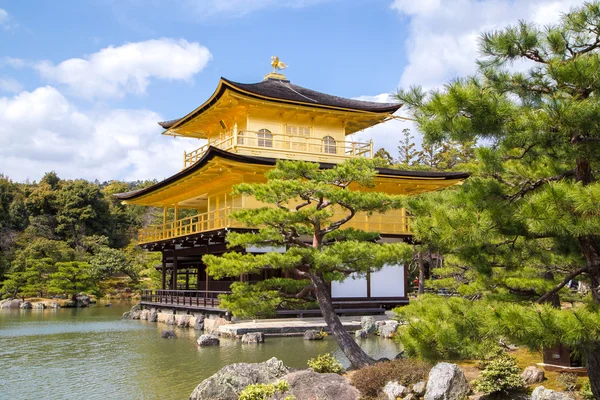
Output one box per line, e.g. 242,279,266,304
139,227,411,318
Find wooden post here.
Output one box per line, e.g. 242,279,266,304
172,254,178,290
185,269,190,290
162,207,167,239
366,271,371,298
174,204,179,236
161,260,166,290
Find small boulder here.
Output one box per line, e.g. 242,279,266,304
379,321,400,338
33,302,46,310
165,314,176,325
383,381,408,400
130,310,141,320
272,370,360,400
161,330,177,339
20,301,32,309
355,329,369,338
104,303,113,307
0,299,21,309
177,315,191,328
424,362,470,400
140,310,150,321
521,366,545,385
148,310,158,322
303,329,324,340
76,294,91,307
241,332,264,344
376,320,387,327
194,315,205,330
531,386,572,400
197,334,220,347
189,357,291,400
361,316,377,334
63,300,76,308
412,381,426,396
50,302,61,309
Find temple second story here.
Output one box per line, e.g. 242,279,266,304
159,71,402,168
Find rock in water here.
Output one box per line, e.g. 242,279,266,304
20,301,32,309
531,386,572,400
140,310,150,321
194,315,205,330
355,329,368,338
33,303,46,309
189,357,291,400
177,315,191,328
382,381,408,400
161,330,177,339
424,362,470,400
148,310,158,322
241,332,264,344
76,295,91,307
50,302,61,309
197,334,220,347
271,370,360,400
165,314,176,325
521,366,545,385
379,321,399,338
303,329,323,340
361,316,377,334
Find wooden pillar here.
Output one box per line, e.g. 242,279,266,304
172,254,178,290
162,207,167,239
205,272,210,293
197,264,202,289
366,271,371,299
161,260,166,290
185,269,190,290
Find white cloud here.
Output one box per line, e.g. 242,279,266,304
391,0,583,90
0,78,22,93
0,8,17,30
183,0,329,17
35,39,212,99
0,86,200,182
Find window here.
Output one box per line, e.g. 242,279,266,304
323,136,337,154
257,129,273,148
286,125,310,136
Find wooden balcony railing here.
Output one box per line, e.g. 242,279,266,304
138,207,244,244
138,205,411,244
183,130,373,168
140,289,230,308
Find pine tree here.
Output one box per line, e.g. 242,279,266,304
397,128,418,167
203,158,412,368
397,2,600,396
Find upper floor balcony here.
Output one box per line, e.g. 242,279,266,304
183,130,373,169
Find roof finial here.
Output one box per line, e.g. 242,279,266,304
264,56,289,81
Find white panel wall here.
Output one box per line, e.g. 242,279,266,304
370,264,405,297
331,274,367,298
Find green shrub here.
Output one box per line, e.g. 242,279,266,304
238,380,294,400
307,353,344,374
350,358,431,399
473,352,524,395
557,372,578,392
579,379,594,400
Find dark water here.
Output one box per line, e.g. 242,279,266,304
0,302,400,400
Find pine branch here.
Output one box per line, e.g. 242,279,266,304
507,169,575,200
536,266,589,303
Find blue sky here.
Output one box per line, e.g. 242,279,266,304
0,0,583,182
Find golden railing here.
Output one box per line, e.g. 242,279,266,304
183,130,373,168
138,206,411,244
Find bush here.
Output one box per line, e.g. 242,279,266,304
473,352,524,395
579,379,594,400
238,380,294,400
350,358,431,399
307,353,344,374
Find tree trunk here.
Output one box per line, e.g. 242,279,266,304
586,342,600,398
309,272,376,368
417,251,425,295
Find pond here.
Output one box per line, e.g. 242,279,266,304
0,302,401,400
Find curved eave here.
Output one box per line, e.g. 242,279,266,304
115,147,470,202
159,78,402,134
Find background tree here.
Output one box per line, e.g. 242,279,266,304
373,148,394,166
397,128,418,167
397,2,600,395
48,261,95,302
203,159,412,368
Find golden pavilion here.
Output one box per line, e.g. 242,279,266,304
116,64,468,316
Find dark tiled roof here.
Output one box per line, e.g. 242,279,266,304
114,147,470,201
157,77,402,130
222,78,402,113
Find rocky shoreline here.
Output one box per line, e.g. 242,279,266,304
0,295,95,310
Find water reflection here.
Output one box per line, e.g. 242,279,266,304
0,303,401,400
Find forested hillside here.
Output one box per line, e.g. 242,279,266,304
0,172,161,299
